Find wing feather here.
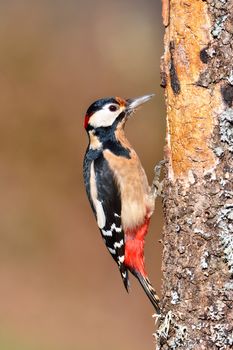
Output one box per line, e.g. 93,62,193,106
93,154,129,290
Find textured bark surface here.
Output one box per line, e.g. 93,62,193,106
156,1,233,349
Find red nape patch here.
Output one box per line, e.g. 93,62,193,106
124,218,150,276
84,114,90,129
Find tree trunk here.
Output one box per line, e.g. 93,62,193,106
156,0,233,349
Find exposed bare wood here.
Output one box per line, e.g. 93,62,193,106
162,0,170,27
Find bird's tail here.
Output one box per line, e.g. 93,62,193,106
133,270,161,314
119,264,130,292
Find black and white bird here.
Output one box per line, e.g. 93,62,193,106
83,94,160,313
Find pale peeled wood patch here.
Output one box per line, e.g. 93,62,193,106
164,0,222,180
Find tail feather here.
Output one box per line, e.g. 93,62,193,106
133,271,161,314
119,264,130,292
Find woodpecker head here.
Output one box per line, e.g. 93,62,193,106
84,94,154,131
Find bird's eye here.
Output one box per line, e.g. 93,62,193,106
109,105,117,112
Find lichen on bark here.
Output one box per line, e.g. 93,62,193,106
157,0,233,349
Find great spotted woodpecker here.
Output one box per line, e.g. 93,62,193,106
83,94,161,313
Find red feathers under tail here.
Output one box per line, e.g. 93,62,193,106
123,217,160,313
124,217,150,275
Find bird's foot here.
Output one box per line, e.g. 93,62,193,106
150,160,166,200
153,310,187,349
154,310,173,339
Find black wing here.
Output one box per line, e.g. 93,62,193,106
93,154,129,290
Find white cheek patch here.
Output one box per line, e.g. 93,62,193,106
90,162,106,229
89,104,124,128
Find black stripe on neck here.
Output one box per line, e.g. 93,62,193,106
87,115,130,158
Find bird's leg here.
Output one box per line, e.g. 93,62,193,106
150,160,166,200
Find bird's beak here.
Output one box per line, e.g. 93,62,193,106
126,94,155,111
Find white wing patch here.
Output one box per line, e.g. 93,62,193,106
95,199,106,229
111,223,122,232
118,255,124,263
102,229,112,237
108,247,116,255
114,239,124,249
90,162,106,229
101,223,122,237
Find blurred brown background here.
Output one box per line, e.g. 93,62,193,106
0,1,165,349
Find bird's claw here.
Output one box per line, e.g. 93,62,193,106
150,160,166,199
